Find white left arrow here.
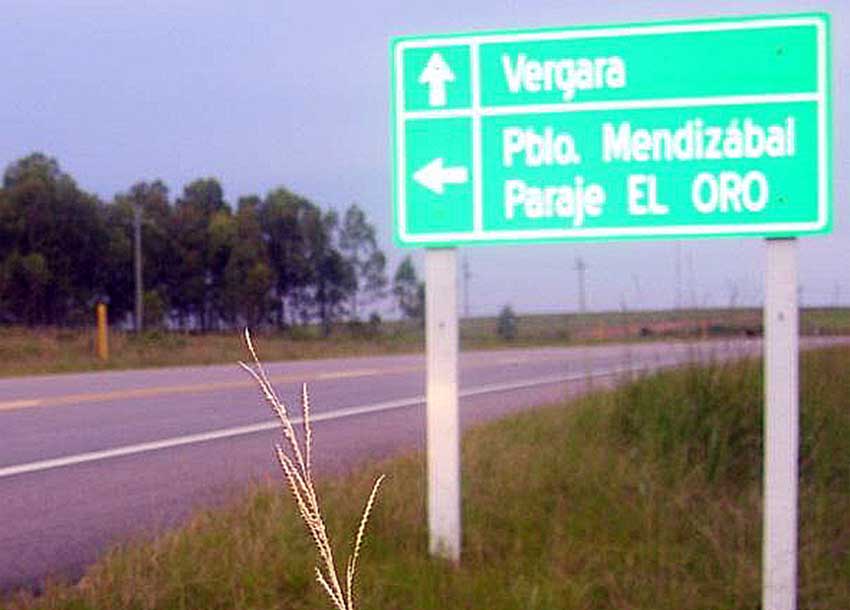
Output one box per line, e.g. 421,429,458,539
413,158,468,195
418,52,455,107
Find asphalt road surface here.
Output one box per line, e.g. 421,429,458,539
0,338,839,592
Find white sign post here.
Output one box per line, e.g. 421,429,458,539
425,247,461,561
763,237,799,610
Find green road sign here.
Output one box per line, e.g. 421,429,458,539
390,13,832,247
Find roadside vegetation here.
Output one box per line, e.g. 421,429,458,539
1,307,849,378
0,154,394,334
3,153,850,380
6,346,848,609
0,324,421,378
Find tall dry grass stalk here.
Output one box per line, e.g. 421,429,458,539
240,329,385,610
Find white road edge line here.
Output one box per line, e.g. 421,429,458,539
0,364,649,480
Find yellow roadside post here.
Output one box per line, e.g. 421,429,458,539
96,302,109,361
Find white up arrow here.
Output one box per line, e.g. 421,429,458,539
418,52,455,107
413,158,469,195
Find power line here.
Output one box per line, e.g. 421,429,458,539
133,202,143,332
574,257,587,313
674,242,682,310
462,254,472,318
687,250,696,309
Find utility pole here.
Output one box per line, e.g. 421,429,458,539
632,273,642,307
574,257,587,313
726,279,740,309
674,242,682,310
687,250,696,309
462,254,472,318
133,202,143,332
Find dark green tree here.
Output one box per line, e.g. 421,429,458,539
105,180,174,325
0,153,108,325
0,156,384,334
259,188,315,328
393,255,424,321
0,252,50,325
497,304,518,341
220,196,273,327
171,178,230,330
304,209,356,335
338,203,387,321
97,201,134,321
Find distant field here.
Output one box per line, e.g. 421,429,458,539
0,324,421,378
465,306,850,345
7,346,849,609
1,307,849,378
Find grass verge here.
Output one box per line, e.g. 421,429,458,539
3,307,850,378
5,347,850,609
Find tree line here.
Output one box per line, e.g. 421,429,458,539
0,153,424,332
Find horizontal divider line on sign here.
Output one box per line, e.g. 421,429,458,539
401,92,822,121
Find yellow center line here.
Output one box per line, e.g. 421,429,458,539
0,399,43,411
0,365,426,412
0,350,569,413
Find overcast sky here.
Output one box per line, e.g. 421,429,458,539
1,0,846,316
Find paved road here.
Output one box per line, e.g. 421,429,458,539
0,338,838,591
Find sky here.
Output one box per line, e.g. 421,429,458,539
0,0,846,316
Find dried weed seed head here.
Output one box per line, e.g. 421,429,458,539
240,329,385,610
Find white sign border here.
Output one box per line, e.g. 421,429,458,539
393,15,829,246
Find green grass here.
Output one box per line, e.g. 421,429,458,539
6,346,849,610
0,325,422,378
2,307,850,378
